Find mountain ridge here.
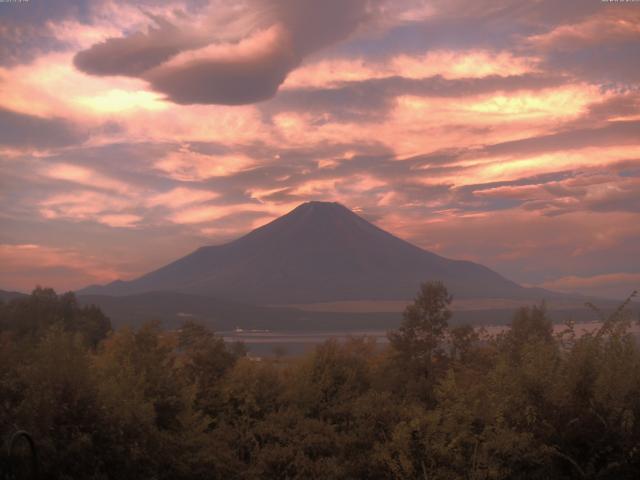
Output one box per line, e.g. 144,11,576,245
78,201,558,303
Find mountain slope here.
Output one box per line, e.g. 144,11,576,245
79,201,553,303
0,289,29,302
76,291,406,331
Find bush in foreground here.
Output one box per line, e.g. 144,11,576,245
1,286,639,479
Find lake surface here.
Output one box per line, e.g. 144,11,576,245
222,321,640,357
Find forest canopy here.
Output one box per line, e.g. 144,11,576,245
1,284,639,479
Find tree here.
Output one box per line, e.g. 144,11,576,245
12,326,104,478
388,281,452,380
93,321,222,480
290,337,374,423
178,320,241,421
0,287,111,347
449,324,479,363
500,303,553,361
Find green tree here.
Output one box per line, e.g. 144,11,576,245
93,321,238,479
388,281,452,389
0,287,111,346
499,303,553,362
178,321,240,422
11,326,105,478
449,324,479,363
290,337,374,424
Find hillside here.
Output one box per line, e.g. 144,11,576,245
79,201,558,304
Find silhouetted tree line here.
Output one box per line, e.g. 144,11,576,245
1,284,639,479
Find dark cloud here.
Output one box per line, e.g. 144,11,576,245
522,5,640,86
484,120,640,157
0,0,91,25
454,163,640,217
0,24,64,66
20,140,396,209
0,0,207,65
586,180,640,214
144,0,372,105
460,171,574,195
74,15,207,76
143,36,299,105
429,0,599,24
544,41,640,86
263,73,567,121
0,0,206,26
0,0,96,65
179,119,640,217
0,108,88,149
74,0,373,105
0,0,95,35
335,0,602,60
585,93,640,123
272,0,371,54
521,176,640,217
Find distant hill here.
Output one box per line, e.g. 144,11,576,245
76,291,624,333
0,289,28,302
79,201,562,304
76,291,403,331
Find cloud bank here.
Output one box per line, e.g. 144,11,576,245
74,0,373,105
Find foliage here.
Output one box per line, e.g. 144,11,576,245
387,281,453,402
1,287,639,479
0,287,111,347
388,281,453,371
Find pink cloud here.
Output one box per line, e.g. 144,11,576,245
0,243,128,292
529,12,640,51
169,202,295,226
97,214,142,228
146,187,219,209
45,163,130,193
538,272,640,299
376,208,640,285
282,49,538,90
154,148,256,181
38,190,139,228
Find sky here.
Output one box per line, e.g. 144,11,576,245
0,0,639,299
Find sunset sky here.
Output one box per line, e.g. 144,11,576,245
1,0,639,299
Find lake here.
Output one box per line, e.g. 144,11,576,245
221,321,640,357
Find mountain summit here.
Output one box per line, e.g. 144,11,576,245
80,201,539,303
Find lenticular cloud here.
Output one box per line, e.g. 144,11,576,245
74,0,373,105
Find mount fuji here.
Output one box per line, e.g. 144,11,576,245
79,201,552,304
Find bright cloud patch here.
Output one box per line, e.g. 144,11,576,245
154,149,256,180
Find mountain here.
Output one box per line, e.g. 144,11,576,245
79,201,556,304
76,291,407,331
0,289,29,302
77,290,617,333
